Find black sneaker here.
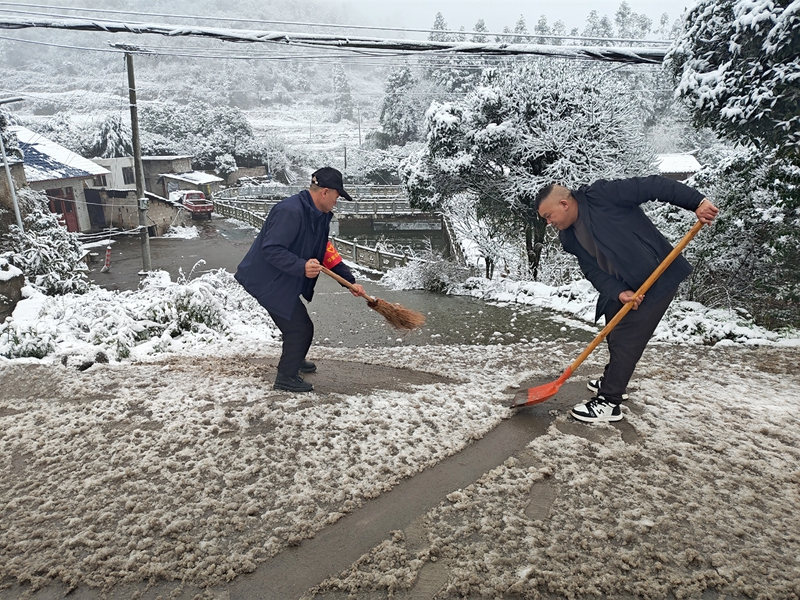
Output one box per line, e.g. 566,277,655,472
299,359,317,374
571,396,623,423
274,373,313,393
587,376,629,401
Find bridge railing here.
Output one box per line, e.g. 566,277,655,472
213,200,419,272
216,184,405,201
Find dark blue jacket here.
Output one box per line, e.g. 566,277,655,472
559,176,704,321
234,190,355,320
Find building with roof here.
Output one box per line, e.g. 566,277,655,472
10,125,110,232
655,153,702,181
161,170,224,199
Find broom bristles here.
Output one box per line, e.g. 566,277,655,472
367,298,426,331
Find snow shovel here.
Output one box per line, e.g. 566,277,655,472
511,220,705,408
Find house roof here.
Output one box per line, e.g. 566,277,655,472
162,171,224,185
9,125,110,183
656,153,702,174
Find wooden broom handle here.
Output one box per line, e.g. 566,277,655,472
319,265,374,301
568,220,705,373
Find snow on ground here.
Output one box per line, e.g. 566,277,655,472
311,344,800,599
2,269,800,597
444,276,800,346
162,225,200,239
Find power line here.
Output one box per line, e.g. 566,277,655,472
0,16,669,64
0,2,673,46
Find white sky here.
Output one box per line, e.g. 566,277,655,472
328,0,695,36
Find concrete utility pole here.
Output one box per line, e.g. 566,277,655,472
0,96,24,233
122,50,152,272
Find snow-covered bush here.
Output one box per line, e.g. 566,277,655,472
1,189,91,296
383,257,472,294
0,269,279,361
215,153,238,179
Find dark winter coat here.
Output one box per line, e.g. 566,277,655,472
559,176,704,322
234,190,355,320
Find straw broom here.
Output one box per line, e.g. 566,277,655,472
319,265,426,331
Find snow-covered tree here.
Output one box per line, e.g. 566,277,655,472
331,62,354,122
513,15,529,43
471,19,489,43
0,109,21,161
428,13,450,42
615,1,652,40
582,10,615,45
87,114,133,159
534,15,550,44
683,146,800,327
1,189,91,295
375,66,423,147
214,153,238,179
402,61,653,278
666,0,800,157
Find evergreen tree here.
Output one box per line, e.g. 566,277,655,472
582,10,615,45
666,0,800,157
377,66,422,147
615,1,652,40
331,62,354,121
88,114,133,159
429,13,450,42
471,19,489,43
551,21,567,45
513,15,529,43
534,15,550,44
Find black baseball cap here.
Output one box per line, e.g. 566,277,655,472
311,167,353,201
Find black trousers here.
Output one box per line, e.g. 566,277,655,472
267,299,314,377
598,285,678,404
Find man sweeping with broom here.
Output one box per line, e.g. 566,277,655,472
534,176,718,422
235,167,366,393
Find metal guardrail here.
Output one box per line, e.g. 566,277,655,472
216,184,405,201
213,200,414,272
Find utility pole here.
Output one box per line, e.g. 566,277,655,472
117,47,152,272
0,96,24,233
357,104,362,146
343,144,347,171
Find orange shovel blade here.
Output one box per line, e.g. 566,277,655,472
510,368,573,408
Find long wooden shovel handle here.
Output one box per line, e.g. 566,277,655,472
567,220,705,373
319,265,374,302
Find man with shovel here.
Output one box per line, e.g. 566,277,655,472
534,176,718,422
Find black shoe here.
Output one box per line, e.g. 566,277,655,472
274,373,313,392
587,376,629,401
571,396,623,423
299,359,317,374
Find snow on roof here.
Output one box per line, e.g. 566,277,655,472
9,125,110,183
655,153,702,174
162,171,224,185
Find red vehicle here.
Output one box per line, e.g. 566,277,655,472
180,191,214,219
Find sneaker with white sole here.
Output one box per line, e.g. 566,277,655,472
571,396,623,423
587,376,629,401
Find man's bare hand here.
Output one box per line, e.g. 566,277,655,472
619,290,644,310
349,283,366,298
305,258,322,278
696,198,719,225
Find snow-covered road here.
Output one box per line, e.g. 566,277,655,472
2,338,799,599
